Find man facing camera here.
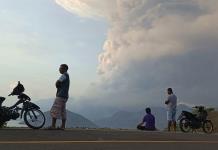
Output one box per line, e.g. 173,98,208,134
165,88,177,132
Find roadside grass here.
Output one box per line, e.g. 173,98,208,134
208,111,218,132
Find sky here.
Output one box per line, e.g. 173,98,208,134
1,0,218,111
0,0,107,105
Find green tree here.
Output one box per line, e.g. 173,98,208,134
0,122,7,128
206,107,215,112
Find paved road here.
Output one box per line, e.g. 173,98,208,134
0,129,218,150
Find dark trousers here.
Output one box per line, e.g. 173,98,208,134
137,125,156,131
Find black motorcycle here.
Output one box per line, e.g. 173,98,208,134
178,106,213,134
0,81,45,129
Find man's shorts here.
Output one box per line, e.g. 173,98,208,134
167,108,177,121
50,97,68,120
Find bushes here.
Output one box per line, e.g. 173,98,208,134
208,111,218,132
0,122,7,128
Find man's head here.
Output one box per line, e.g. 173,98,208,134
167,88,173,95
145,107,151,114
59,64,68,74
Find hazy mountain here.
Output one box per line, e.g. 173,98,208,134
35,99,192,129
95,110,141,129
34,98,73,112
44,110,98,128
95,104,192,130
34,99,51,111
35,99,120,121
8,110,98,129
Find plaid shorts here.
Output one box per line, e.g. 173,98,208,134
167,108,177,121
50,97,68,120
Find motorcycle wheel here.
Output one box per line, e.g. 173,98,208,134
24,109,45,129
179,118,191,133
203,120,213,134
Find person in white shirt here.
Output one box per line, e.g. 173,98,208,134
165,88,177,132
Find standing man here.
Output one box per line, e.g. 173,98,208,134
50,64,70,130
165,88,177,132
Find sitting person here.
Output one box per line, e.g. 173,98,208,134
137,107,156,131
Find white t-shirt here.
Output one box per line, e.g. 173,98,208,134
167,94,177,110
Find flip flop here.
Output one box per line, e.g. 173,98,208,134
44,126,57,130
57,127,65,130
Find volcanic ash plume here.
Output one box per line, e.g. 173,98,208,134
56,0,218,107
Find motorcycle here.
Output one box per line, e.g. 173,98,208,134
0,81,45,129
178,106,213,134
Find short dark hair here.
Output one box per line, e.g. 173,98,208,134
145,107,151,114
167,88,173,93
61,64,68,71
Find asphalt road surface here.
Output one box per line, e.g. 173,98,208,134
0,128,218,150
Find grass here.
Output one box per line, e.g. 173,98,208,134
208,111,218,132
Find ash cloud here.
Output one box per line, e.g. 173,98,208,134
55,0,218,108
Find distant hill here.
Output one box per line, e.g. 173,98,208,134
95,104,192,130
34,99,53,112
34,99,119,121
35,99,74,112
95,110,140,129
34,99,193,130
43,110,98,128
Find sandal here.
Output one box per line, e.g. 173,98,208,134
44,126,57,130
57,127,65,130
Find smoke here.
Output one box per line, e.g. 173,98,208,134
55,0,116,18
55,0,218,108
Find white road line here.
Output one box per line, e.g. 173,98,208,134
0,141,218,144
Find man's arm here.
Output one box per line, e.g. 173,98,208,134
56,74,67,88
56,80,61,88
165,96,170,105
138,116,146,126
165,100,170,105
138,122,144,126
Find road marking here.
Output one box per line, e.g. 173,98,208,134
0,141,218,144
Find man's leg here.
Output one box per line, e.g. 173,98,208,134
167,110,172,131
168,121,172,131
61,119,66,129
50,97,61,129
137,125,155,131
52,118,57,128
172,110,177,131
137,125,146,130
173,121,177,131
60,99,67,129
